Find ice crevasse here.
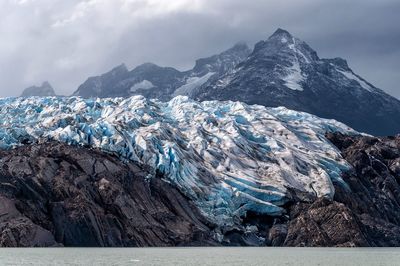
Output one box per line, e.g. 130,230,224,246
0,95,357,226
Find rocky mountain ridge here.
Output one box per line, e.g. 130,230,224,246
67,29,400,136
194,29,400,136
72,42,251,101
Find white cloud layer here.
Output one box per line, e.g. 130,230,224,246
0,0,399,98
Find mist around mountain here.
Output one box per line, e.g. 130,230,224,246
20,81,56,97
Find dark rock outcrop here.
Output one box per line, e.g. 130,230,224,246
0,143,215,247
281,133,400,247
224,133,400,247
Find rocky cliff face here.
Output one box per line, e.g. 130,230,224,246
1,133,400,247
0,143,216,247
281,133,400,247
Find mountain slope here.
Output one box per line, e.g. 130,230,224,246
72,43,251,100
20,81,56,97
194,29,400,136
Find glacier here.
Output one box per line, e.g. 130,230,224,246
0,96,357,227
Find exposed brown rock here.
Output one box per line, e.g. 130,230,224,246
0,143,216,247
281,133,400,247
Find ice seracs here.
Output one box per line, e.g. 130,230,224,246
0,96,357,227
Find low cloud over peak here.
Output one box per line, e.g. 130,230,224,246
0,0,399,98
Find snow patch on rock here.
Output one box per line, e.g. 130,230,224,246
337,70,374,92
130,80,155,92
282,38,308,91
282,60,305,91
173,72,215,97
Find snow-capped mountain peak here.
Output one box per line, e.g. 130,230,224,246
254,28,318,63
265,28,295,45
195,29,400,136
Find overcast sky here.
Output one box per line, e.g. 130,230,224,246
0,0,399,98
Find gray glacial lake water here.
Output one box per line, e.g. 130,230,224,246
0,247,399,266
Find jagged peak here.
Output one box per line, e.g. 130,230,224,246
269,28,293,39
252,28,296,52
41,81,53,88
192,42,251,75
251,28,319,62
110,63,128,73
25,81,54,90
131,62,181,75
216,41,251,59
134,62,160,71
197,42,251,62
230,41,250,52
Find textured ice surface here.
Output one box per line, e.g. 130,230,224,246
0,96,356,226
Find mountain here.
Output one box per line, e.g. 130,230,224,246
72,43,251,100
1,96,400,247
73,63,184,101
194,29,400,136
20,81,56,97
71,29,400,136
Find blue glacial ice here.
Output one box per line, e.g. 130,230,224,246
0,95,358,226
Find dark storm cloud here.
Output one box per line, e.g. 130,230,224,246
0,0,399,98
